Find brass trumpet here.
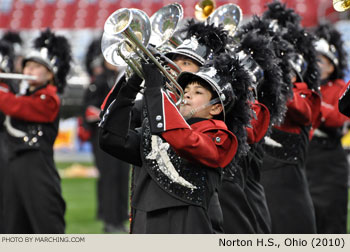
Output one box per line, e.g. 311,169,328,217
101,7,184,106
195,0,216,21
333,0,350,11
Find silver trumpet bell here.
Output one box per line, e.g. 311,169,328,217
149,3,184,51
101,8,151,76
101,7,184,106
207,3,243,37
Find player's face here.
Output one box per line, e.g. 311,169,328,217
180,82,214,119
317,54,335,81
173,56,200,73
23,61,54,89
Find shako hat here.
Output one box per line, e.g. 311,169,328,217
85,37,104,77
177,52,253,157
166,19,228,66
313,22,348,80
22,29,72,93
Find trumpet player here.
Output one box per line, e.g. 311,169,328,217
98,45,254,233
98,18,237,233
0,29,71,233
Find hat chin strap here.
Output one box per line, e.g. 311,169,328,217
184,97,221,120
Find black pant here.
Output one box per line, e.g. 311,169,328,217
4,151,65,234
91,129,130,227
131,205,213,234
306,137,349,233
244,174,272,234
260,155,317,234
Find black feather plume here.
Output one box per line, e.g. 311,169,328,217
0,40,14,72
84,37,103,77
282,23,320,91
182,19,228,55
237,15,294,101
263,0,301,28
271,35,294,101
237,31,286,127
33,29,72,93
1,31,22,45
237,15,274,37
210,53,253,158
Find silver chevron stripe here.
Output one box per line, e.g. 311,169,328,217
264,136,283,148
4,116,27,138
146,135,197,190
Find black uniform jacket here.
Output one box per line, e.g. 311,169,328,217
99,76,238,211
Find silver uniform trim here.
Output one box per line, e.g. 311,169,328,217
146,135,197,189
4,116,27,138
264,136,283,148
313,129,328,138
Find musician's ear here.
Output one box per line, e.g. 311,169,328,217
210,103,223,117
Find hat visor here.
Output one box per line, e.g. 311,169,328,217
178,71,210,89
22,57,54,73
166,49,204,66
177,71,226,121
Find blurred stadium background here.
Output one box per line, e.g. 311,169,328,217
1,0,350,233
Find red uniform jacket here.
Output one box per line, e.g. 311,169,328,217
318,79,350,128
156,89,238,168
274,82,321,134
0,83,60,123
246,101,270,144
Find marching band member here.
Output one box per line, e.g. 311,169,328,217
165,20,235,233
98,19,238,234
0,29,71,233
306,22,349,233
98,48,252,233
218,28,287,233
260,1,321,233
80,37,130,233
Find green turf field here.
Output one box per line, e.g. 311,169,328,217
59,162,129,234
59,163,350,234
62,178,104,234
